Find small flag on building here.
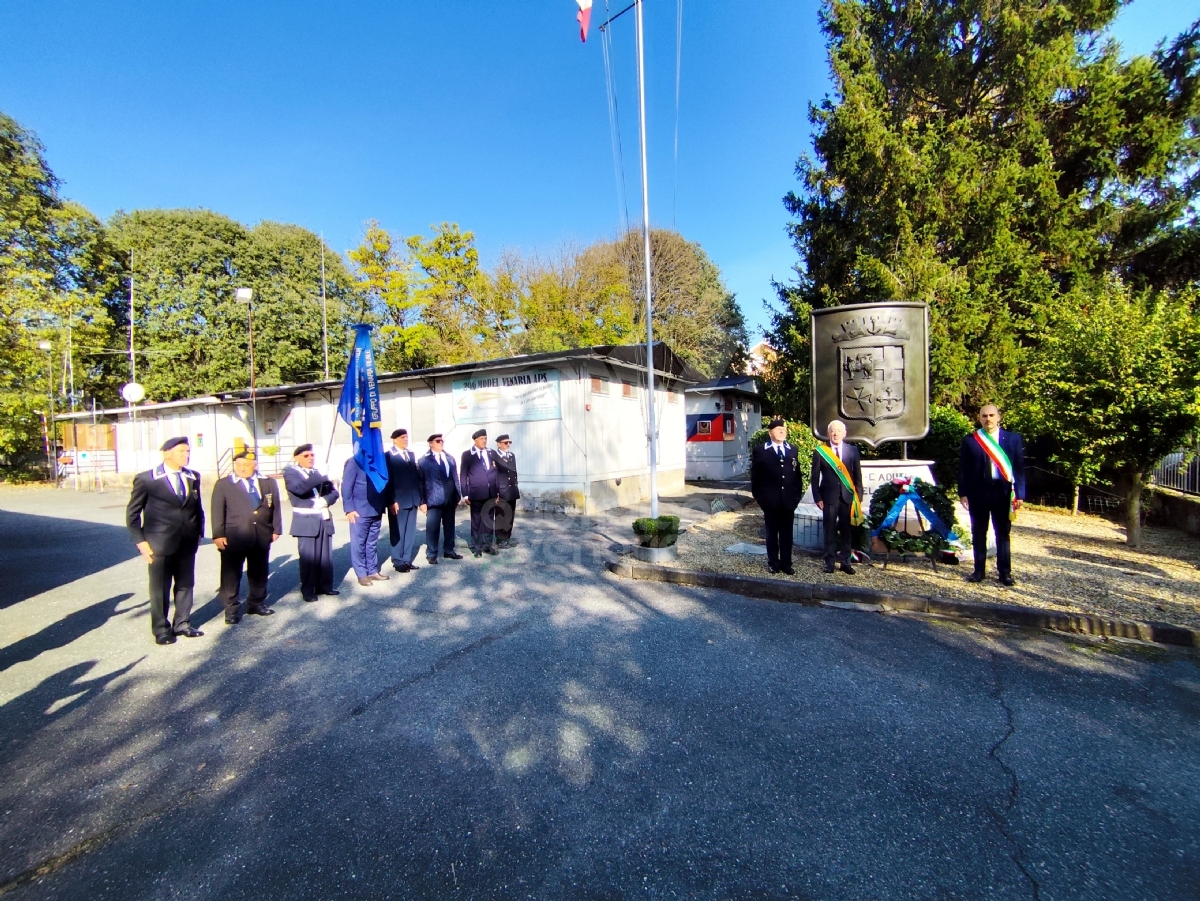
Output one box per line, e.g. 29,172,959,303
337,324,389,493
576,0,592,42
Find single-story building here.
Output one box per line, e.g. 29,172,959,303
57,343,698,513
684,375,762,480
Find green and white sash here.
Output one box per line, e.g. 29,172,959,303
816,443,865,526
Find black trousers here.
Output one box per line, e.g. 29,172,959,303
968,482,1014,577
218,542,270,612
468,498,498,550
821,496,854,565
493,499,515,543
147,543,197,639
297,521,335,600
425,503,457,559
762,505,797,570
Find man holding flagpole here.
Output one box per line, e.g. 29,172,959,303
959,404,1025,586
811,419,865,575
336,325,392,587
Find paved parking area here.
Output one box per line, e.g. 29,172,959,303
2,485,1199,900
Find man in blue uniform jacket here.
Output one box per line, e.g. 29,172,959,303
284,444,340,603
959,404,1026,586
210,449,283,624
750,418,804,575
343,454,389,587
493,434,520,548
460,428,500,557
126,436,205,645
417,433,463,564
386,428,425,573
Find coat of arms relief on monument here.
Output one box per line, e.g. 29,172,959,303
832,315,911,427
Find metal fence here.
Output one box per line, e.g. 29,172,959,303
1151,447,1200,496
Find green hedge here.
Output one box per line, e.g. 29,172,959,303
632,515,681,547
908,405,974,491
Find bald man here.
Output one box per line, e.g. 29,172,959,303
959,404,1025,586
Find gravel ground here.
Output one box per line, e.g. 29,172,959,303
667,503,1200,630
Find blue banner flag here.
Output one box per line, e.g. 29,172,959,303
337,325,389,493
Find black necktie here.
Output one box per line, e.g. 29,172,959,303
174,474,185,499
777,446,784,459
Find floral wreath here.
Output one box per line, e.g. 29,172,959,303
866,477,963,556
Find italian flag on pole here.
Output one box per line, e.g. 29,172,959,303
576,0,592,42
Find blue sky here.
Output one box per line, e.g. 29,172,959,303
2,0,1195,343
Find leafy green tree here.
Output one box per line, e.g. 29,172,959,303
1016,279,1200,544
406,223,493,365
769,0,1200,412
348,221,432,372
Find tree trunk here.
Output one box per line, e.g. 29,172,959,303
1125,471,1143,547
1071,484,1080,516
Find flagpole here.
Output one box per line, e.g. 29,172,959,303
634,0,658,518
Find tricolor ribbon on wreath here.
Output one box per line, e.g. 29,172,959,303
816,443,866,527
870,478,958,541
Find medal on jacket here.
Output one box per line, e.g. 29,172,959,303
267,491,273,509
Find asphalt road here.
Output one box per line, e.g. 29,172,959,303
1,485,1198,900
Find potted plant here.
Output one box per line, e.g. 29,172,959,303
630,515,681,562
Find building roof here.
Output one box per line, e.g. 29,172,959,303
685,375,760,400
57,342,702,420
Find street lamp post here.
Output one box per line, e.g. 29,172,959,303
38,340,55,483
235,287,256,452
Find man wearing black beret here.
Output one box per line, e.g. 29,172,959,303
417,434,463,564
285,444,340,602
460,428,500,557
493,434,520,549
210,449,283,624
386,428,425,573
125,436,205,644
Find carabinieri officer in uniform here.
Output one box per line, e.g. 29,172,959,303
284,444,340,602
750,418,803,575
126,436,205,645
210,449,283,624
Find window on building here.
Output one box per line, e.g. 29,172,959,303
590,376,608,394
622,381,636,398
697,420,712,435
724,397,733,411
667,390,679,404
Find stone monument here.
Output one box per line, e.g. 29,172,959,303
794,302,934,550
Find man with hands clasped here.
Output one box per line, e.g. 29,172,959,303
210,449,283,624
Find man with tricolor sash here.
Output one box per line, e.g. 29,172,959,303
811,419,865,575
958,404,1025,586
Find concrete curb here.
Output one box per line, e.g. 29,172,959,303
605,559,1200,649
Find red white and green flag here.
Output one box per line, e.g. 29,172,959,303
576,0,593,42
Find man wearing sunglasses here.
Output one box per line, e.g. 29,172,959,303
493,434,520,549
417,434,463,564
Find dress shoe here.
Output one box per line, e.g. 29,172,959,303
823,563,836,574
358,577,374,587
483,546,498,555
506,539,520,547
155,634,177,645
999,575,1016,587
370,572,390,582
444,552,463,560
781,565,795,576
406,563,419,570
839,563,856,575
225,612,241,625
967,572,984,583
303,596,318,603
394,563,411,573
426,557,438,565
472,549,482,558
322,589,341,596
247,606,275,616
175,626,204,638
768,565,779,574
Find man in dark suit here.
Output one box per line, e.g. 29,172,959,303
493,434,520,549
460,428,500,557
417,434,463,565
750,418,804,575
284,444,340,603
959,404,1026,586
811,419,865,575
210,450,283,624
126,436,206,645
386,428,425,573
343,453,389,587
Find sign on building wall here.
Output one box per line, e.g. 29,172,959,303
452,368,561,424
